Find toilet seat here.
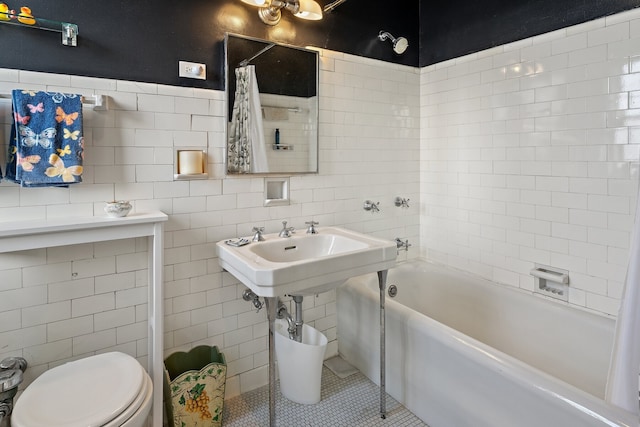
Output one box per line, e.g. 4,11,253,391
103,373,152,427
12,352,148,427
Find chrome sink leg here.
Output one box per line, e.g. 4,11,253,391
264,297,278,427
377,269,388,419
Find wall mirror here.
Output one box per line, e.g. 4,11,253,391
225,33,319,174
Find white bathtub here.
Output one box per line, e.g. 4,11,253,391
338,260,638,427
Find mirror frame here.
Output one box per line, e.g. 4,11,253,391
224,33,319,175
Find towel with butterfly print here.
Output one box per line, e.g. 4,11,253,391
5,89,84,187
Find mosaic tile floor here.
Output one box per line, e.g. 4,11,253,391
222,366,428,426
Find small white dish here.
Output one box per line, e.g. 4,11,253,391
104,201,132,218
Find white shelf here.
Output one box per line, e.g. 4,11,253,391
0,211,168,427
0,212,167,252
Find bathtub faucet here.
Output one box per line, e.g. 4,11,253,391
394,197,410,208
363,200,380,213
395,238,411,252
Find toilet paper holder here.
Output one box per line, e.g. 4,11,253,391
174,148,208,180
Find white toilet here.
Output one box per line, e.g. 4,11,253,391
11,352,153,427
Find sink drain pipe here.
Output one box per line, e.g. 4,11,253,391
292,295,304,342
276,296,304,342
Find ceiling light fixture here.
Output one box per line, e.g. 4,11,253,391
240,0,322,25
378,31,409,55
323,0,348,13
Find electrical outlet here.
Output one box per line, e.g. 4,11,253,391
178,61,206,80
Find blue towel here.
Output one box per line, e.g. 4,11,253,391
5,90,84,187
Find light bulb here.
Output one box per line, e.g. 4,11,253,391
240,0,267,6
294,0,322,20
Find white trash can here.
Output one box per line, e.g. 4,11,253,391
275,319,328,404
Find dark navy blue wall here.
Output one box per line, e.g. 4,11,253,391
0,0,638,90
0,0,418,91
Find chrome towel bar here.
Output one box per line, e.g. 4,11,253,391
0,93,108,110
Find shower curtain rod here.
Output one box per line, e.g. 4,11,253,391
262,105,302,113
239,43,276,67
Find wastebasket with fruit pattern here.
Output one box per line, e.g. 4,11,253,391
164,346,226,427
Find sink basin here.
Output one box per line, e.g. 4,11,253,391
248,233,369,262
216,226,397,297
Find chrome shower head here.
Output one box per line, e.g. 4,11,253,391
378,31,409,54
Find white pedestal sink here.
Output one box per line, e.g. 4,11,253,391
216,226,398,427
216,226,397,297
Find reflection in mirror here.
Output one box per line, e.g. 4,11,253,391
225,33,319,174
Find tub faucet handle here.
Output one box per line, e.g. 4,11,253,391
394,197,410,208
395,238,411,252
364,200,380,212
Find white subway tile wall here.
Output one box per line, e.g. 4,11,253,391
421,8,640,317
260,93,316,173
0,49,419,397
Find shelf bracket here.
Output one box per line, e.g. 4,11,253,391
0,10,79,47
62,22,77,46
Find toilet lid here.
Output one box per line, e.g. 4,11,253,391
12,352,145,427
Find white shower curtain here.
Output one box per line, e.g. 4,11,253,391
605,181,640,415
228,65,269,173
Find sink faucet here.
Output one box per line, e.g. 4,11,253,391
279,221,295,238
252,226,265,242
305,220,319,234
